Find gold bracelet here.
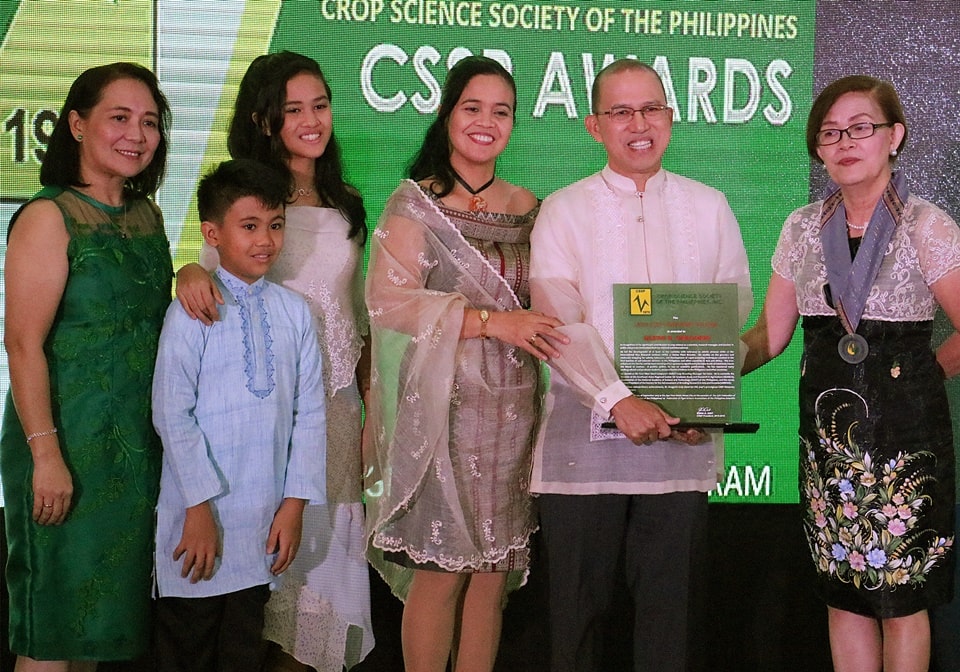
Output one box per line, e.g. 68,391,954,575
26,428,58,444
479,309,490,339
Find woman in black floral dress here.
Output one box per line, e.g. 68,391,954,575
743,76,958,671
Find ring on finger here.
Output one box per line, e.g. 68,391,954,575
42,503,53,508
529,333,539,344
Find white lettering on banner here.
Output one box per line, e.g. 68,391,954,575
764,59,792,125
361,44,407,112
321,0,386,22
712,464,772,498
362,45,513,113
688,57,718,123
411,45,442,113
651,55,679,115
580,53,618,113
724,58,760,124
360,46,795,126
487,3,580,31
689,57,793,125
389,0,484,26
533,52,577,118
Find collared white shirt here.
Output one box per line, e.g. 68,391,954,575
529,167,752,495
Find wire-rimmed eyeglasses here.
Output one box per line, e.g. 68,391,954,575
596,105,672,124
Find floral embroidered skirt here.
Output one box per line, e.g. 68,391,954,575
798,317,955,618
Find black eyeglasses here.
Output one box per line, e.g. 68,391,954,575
816,122,894,146
596,105,671,124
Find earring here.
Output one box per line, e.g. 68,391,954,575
76,134,83,142
890,148,897,156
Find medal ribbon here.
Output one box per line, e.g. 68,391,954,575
820,171,907,336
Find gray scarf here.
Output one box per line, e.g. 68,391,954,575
820,171,907,333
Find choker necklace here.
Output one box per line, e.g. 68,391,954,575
846,219,868,231
295,185,314,198
453,171,495,211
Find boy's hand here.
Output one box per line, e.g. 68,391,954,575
267,498,306,575
175,263,223,326
173,501,219,583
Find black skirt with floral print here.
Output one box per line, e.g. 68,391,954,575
798,316,955,618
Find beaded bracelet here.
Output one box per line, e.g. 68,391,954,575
25,428,58,444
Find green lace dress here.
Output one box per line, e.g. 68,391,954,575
0,187,172,660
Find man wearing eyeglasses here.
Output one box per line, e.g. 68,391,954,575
529,59,753,672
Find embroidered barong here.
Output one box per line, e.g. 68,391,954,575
152,267,326,599
529,167,753,495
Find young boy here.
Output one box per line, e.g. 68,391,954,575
152,159,326,672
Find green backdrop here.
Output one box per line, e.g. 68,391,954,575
1,1,819,503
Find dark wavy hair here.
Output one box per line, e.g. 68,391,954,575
227,51,366,245
40,62,170,197
806,75,908,164
407,56,516,197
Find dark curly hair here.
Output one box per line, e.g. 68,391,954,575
41,62,170,197
407,56,516,197
228,51,366,245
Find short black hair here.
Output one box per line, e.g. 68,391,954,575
41,62,170,196
197,159,289,224
806,75,907,163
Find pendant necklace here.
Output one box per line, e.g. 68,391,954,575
453,171,495,212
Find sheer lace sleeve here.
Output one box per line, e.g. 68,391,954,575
366,210,466,338
771,207,806,282
530,199,631,416
912,198,960,286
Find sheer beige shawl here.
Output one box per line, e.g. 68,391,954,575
364,180,540,598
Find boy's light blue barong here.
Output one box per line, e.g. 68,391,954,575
153,267,326,598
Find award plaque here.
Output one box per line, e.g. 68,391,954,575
611,283,757,433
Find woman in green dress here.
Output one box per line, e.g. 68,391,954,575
1,62,173,670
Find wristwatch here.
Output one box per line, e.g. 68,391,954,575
479,309,490,339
